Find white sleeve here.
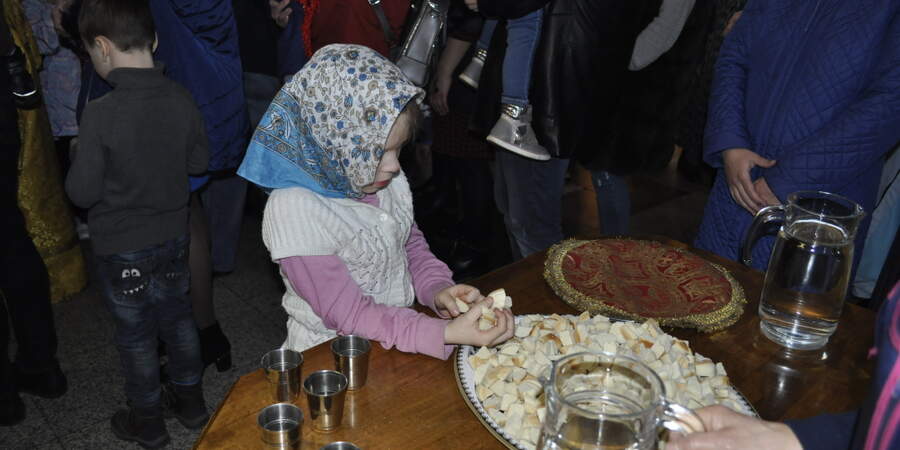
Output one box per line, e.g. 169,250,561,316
629,0,696,71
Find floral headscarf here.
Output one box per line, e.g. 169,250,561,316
237,44,424,198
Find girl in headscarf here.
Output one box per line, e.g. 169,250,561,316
238,44,514,358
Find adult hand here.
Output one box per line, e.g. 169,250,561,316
753,177,780,208
465,0,479,12
722,148,776,214
434,284,483,318
429,73,452,116
444,298,515,347
270,0,292,28
723,10,743,36
667,405,802,450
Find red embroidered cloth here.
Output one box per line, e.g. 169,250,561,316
544,239,745,331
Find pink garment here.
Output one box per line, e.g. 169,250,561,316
278,194,456,359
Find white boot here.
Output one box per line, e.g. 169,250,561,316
486,104,551,161
458,48,487,89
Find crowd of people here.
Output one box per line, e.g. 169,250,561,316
0,0,898,449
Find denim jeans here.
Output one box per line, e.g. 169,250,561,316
476,8,544,107
853,145,900,298
591,170,631,236
95,235,202,409
493,151,569,259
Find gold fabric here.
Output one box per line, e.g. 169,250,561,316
5,0,86,302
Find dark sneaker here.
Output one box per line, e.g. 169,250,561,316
14,364,67,399
0,392,25,427
111,407,170,449
486,104,551,161
163,382,209,430
458,47,487,90
5,46,39,110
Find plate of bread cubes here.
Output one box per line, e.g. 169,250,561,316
453,289,755,450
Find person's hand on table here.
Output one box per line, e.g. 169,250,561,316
464,0,478,12
722,148,776,214
434,284,483,318
444,298,514,346
667,405,802,450
269,0,292,28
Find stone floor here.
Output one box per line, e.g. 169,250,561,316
2,161,710,449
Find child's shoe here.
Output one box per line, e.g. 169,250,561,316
486,104,551,161
458,47,487,89
4,46,39,110
111,405,170,449
168,382,209,429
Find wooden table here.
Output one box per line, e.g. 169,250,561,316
194,239,876,449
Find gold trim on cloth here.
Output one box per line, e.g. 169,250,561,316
5,0,86,302
543,239,746,332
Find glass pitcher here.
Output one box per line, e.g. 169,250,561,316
742,191,864,350
536,352,704,450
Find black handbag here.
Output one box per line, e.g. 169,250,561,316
368,0,451,87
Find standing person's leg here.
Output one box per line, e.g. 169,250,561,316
201,173,247,274
155,236,207,430
189,192,231,372
494,151,569,258
853,146,900,299
591,170,631,236
493,151,523,260
0,131,64,408
96,246,169,448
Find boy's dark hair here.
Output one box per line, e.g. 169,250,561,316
78,0,155,51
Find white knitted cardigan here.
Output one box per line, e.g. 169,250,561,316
261,174,416,352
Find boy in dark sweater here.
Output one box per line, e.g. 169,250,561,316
64,0,208,447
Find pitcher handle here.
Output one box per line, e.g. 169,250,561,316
661,401,706,435
741,205,785,267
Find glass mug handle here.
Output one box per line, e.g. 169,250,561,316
660,401,706,435
741,204,785,267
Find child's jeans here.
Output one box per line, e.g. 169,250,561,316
476,8,543,108
95,235,202,409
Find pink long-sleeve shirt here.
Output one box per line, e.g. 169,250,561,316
277,194,456,359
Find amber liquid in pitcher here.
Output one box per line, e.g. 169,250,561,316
758,219,853,349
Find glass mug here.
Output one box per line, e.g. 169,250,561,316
537,352,705,450
742,191,864,350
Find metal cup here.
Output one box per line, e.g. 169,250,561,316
258,403,302,449
331,335,371,390
262,349,303,403
304,370,348,432
319,443,361,450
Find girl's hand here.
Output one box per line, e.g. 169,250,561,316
444,298,515,347
434,284,483,318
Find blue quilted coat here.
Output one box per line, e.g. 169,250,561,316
151,0,248,172
694,0,900,270
78,0,249,174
